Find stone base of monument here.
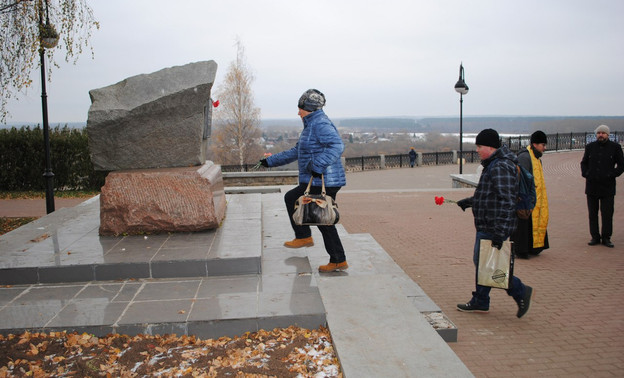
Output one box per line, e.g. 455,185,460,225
99,162,225,236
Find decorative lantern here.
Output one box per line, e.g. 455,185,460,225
39,22,59,48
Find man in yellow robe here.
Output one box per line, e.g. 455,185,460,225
512,131,549,259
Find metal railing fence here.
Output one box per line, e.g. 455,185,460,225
221,131,622,173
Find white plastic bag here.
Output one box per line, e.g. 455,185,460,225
477,239,512,289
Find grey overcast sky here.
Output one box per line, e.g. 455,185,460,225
5,0,624,124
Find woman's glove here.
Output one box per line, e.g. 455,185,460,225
310,171,322,178
259,159,269,167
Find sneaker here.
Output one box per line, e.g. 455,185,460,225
318,261,348,272
516,285,533,318
456,302,489,313
284,237,314,248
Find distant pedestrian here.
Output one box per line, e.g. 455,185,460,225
456,128,533,318
257,89,348,272
408,147,417,168
512,131,549,259
581,125,624,248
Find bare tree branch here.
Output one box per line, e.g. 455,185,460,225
0,0,31,14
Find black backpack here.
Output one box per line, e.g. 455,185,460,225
485,158,537,219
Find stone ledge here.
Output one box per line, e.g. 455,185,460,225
317,274,471,377
223,171,298,178
450,173,480,188
222,171,298,186
225,186,282,194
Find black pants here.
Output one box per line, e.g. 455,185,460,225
587,195,615,240
284,183,346,263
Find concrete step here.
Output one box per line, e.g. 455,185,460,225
0,274,327,339
319,274,470,377
259,191,469,376
0,194,262,285
259,192,458,342
0,193,325,338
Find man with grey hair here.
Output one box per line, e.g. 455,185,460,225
581,125,624,248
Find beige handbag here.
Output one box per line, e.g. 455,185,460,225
477,239,513,289
292,176,340,226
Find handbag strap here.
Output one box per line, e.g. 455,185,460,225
304,177,313,195
303,174,326,195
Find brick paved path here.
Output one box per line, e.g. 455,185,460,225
339,150,624,377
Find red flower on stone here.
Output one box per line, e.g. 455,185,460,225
212,99,220,108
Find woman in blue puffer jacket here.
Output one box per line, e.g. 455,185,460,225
259,89,348,272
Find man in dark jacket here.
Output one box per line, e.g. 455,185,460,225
581,125,624,248
408,147,417,168
456,129,533,318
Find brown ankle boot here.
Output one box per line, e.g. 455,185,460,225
283,237,314,248
318,261,349,272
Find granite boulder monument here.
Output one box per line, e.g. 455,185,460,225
86,61,226,236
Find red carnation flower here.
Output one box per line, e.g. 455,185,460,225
434,196,457,205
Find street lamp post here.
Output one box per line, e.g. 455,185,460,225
454,63,469,174
39,0,58,214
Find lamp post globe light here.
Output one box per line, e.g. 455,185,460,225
454,63,469,174
39,0,59,214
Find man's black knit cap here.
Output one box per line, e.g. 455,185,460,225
475,128,501,148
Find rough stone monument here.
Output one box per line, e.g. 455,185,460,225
87,61,226,236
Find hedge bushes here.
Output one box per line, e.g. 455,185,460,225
0,126,107,191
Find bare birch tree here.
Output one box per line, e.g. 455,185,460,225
210,38,262,167
0,0,99,123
